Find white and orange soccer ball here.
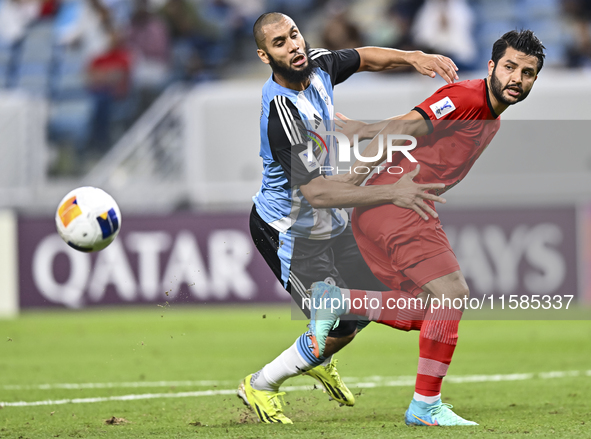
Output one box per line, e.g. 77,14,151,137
55,187,122,252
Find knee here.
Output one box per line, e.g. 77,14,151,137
445,279,470,303
423,271,471,302
430,279,470,303
456,279,470,301
444,271,470,301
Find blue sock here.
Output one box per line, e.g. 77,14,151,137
296,331,326,367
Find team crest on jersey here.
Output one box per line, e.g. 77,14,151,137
298,130,327,173
430,96,456,119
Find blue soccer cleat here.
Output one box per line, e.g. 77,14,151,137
308,282,347,358
405,398,478,426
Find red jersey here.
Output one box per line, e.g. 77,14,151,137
351,79,501,288
367,78,500,194
88,48,132,98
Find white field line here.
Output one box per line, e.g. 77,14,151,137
1,370,589,408
2,380,236,391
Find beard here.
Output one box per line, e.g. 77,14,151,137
490,65,531,106
267,41,316,84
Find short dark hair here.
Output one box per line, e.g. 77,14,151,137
253,12,286,50
491,30,546,73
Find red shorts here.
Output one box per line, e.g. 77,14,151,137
352,201,459,296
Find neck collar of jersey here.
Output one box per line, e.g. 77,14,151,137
484,78,499,119
270,70,316,94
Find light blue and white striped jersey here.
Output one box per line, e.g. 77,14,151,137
253,48,360,240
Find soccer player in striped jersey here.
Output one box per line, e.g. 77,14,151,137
308,30,545,426
238,12,459,424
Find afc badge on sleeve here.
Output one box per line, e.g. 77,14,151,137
298,149,320,172
430,97,456,119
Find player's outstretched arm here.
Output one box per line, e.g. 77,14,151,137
332,110,430,186
335,112,406,144
299,165,445,220
356,47,459,83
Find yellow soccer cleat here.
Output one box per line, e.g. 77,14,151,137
304,358,355,406
237,375,293,424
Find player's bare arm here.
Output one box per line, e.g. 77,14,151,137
326,111,442,219
335,110,430,187
356,47,459,83
299,167,445,220
334,112,406,144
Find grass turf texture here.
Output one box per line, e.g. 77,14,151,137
0,306,590,438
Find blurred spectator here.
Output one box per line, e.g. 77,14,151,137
102,0,132,30
126,0,170,105
411,0,477,71
388,0,424,48
562,0,591,67
56,0,113,62
0,0,41,87
344,0,423,51
0,0,40,46
266,0,314,26
223,0,265,42
86,25,132,151
160,0,209,41
48,0,115,163
321,5,363,51
159,0,220,79
40,0,60,18
202,0,242,63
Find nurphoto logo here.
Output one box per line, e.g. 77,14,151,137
304,129,419,175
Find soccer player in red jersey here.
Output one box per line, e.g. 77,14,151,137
308,30,546,426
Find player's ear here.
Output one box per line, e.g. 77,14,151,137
487,60,495,77
257,49,270,65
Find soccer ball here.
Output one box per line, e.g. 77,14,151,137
55,187,122,252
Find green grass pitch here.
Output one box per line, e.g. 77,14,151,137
0,305,590,438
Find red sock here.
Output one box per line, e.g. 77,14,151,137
415,307,463,397
347,289,426,331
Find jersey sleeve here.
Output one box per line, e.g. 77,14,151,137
413,83,474,134
309,48,360,86
268,96,323,187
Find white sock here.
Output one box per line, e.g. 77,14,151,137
413,392,441,404
251,339,315,391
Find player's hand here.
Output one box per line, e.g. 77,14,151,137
411,52,459,84
390,165,446,220
335,112,367,144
